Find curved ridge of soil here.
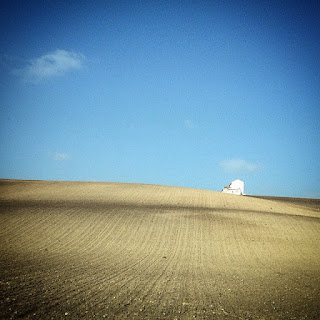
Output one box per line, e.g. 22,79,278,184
1,180,319,319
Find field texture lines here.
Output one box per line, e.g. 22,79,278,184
1,180,320,319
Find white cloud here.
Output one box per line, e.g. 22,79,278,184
184,119,195,129
15,49,85,82
219,159,260,174
52,152,71,161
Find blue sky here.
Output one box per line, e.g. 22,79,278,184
1,0,319,198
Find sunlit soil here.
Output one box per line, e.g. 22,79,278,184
1,180,319,319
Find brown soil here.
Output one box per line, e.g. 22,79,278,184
1,180,319,319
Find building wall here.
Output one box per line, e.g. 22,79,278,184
229,180,244,195
221,180,244,195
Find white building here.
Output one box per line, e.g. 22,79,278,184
221,179,245,195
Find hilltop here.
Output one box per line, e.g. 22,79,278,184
1,180,319,319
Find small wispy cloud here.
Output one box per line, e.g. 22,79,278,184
52,152,71,161
15,49,85,82
0,54,19,70
184,119,195,129
219,159,261,174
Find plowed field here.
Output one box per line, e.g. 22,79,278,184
1,180,319,319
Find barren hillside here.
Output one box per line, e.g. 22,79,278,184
1,180,319,319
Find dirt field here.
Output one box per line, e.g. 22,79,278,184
1,180,319,319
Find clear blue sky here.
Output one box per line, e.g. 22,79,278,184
1,0,319,198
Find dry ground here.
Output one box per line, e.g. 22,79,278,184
0,180,319,319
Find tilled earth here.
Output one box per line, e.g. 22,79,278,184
1,180,320,319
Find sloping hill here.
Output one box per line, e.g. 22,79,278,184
1,180,319,319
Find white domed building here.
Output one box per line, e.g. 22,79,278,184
221,179,245,195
